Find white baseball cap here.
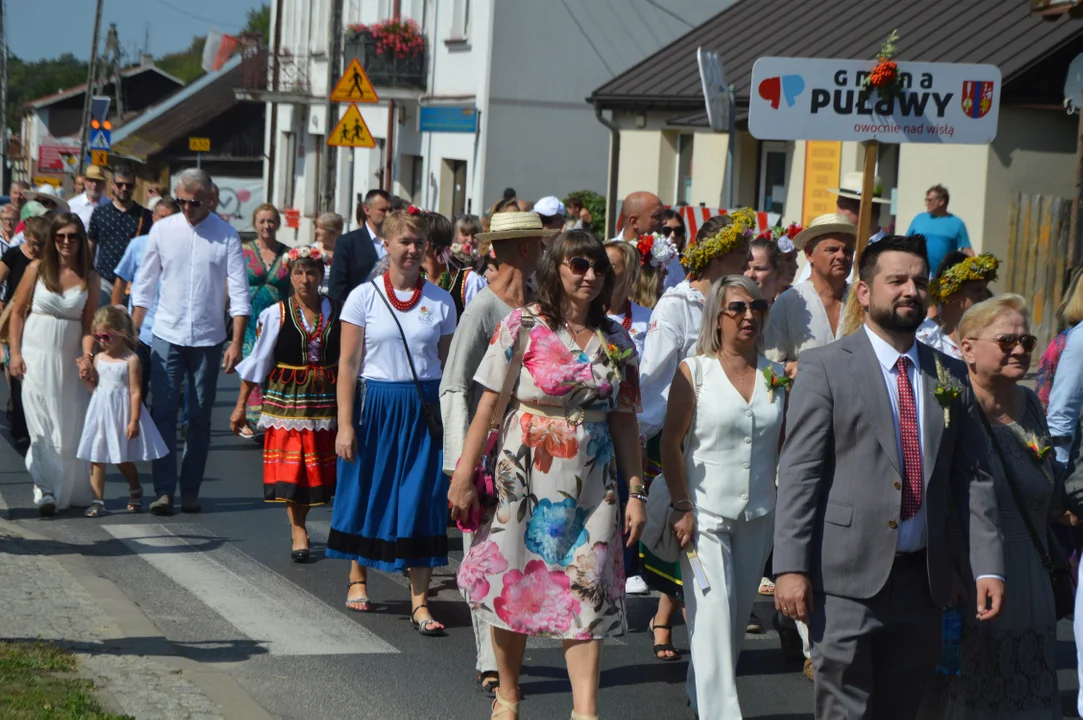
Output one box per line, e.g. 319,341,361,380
533,196,566,218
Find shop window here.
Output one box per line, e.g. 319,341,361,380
758,141,789,215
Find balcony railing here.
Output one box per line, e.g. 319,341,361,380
344,33,427,90
238,45,314,97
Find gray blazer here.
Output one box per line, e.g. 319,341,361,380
773,329,1004,604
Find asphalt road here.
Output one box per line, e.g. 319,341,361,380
0,373,1078,719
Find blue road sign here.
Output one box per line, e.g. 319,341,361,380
89,128,112,151
419,106,478,133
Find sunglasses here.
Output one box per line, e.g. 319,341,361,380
176,198,203,208
114,181,135,189
55,232,79,243
725,299,770,316
661,225,685,238
970,333,1037,354
93,332,114,344
563,257,610,276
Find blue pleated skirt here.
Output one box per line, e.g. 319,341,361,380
326,379,449,571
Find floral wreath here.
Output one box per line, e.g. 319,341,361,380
634,232,678,268
682,207,757,273
283,244,329,267
756,222,802,254
930,253,998,304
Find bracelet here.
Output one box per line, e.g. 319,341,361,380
629,484,648,496
629,493,647,503
670,499,693,512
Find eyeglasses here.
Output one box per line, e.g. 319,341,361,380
661,225,685,238
969,333,1037,354
563,257,610,276
93,332,114,344
725,299,770,316
176,198,203,209
54,232,79,243
114,181,135,189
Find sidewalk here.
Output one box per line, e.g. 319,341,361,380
0,515,273,720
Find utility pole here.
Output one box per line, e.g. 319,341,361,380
77,0,104,175
321,0,344,213
104,23,124,118
0,0,8,184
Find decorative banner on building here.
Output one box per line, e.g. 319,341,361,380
749,57,1001,144
38,142,81,172
616,207,780,238
802,141,843,227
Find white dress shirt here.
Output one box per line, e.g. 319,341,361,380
863,325,927,553
68,192,109,230
131,212,251,347
367,222,387,260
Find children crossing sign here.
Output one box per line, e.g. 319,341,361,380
327,104,376,148
329,59,379,103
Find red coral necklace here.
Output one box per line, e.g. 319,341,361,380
383,271,424,312
620,300,632,331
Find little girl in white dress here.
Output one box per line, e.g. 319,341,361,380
77,306,168,517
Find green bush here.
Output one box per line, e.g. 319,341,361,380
564,190,607,237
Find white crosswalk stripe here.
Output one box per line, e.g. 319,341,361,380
103,523,398,656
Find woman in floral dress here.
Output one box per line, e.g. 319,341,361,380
449,229,646,720
241,203,291,432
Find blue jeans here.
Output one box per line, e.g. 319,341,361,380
150,337,222,499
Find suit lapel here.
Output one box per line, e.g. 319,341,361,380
849,331,903,478
917,343,946,484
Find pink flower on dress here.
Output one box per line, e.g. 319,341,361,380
494,559,581,635
458,540,509,603
568,541,622,612
524,329,592,396
520,413,579,473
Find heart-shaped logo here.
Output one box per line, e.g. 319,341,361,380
758,75,805,109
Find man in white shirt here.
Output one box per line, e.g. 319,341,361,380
67,165,110,230
131,168,251,515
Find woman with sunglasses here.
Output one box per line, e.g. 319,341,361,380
946,294,1061,718
8,212,100,514
916,251,997,360
661,275,784,717
637,209,757,661
660,209,688,291
449,229,645,720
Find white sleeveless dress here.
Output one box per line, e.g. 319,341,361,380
22,280,92,509
77,356,168,463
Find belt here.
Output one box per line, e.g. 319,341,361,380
514,401,607,426
893,548,927,569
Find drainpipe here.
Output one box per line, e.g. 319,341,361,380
266,0,284,204
594,102,620,238
384,0,401,194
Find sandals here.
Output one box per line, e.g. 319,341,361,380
491,689,519,719
570,713,598,720
648,618,680,661
410,604,446,637
127,487,144,513
345,580,371,612
84,500,106,518
478,671,499,697
759,577,776,595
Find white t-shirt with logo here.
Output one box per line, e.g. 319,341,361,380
341,279,457,382
607,300,651,358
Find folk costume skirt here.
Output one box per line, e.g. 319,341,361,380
263,428,336,506
327,379,449,571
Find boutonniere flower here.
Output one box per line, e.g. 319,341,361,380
762,365,792,402
1024,431,1052,463
598,330,633,382
933,356,962,428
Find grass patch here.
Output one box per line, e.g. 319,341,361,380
0,641,132,719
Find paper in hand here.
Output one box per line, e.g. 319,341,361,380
686,547,710,592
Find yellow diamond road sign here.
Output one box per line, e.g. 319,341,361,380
327,104,376,148
329,59,379,104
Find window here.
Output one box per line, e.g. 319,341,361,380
451,0,470,39
676,134,694,206
758,141,789,215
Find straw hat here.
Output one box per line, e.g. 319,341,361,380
477,211,558,242
85,165,107,181
792,213,857,251
828,171,890,204
23,184,70,215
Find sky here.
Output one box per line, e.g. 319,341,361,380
8,0,265,62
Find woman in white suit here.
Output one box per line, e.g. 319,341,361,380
660,275,787,719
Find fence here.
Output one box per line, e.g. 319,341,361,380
1005,193,1076,352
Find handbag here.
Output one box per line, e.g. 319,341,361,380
457,311,536,532
642,356,702,564
976,406,1075,620
371,279,444,443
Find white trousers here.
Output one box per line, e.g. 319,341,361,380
797,619,811,658
682,509,774,720
463,529,497,674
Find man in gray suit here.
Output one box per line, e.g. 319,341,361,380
773,234,1005,719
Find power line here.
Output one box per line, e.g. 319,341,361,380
149,0,244,30
642,0,695,29
558,0,614,76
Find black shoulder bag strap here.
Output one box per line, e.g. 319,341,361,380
370,279,443,441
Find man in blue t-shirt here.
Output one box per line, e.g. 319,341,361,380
906,184,973,276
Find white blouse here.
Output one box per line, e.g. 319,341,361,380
236,297,334,384
915,318,962,360
607,300,651,358
341,279,457,382
681,355,784,521
765,280,849,364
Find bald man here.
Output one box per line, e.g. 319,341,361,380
611,191,683,290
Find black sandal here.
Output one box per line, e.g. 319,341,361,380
648,618,681,661
345,580,370,612
478,671,499,697
410,605,446,637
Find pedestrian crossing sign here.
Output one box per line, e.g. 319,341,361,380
329,59,379,104
89,128,111,151
327,104,376,148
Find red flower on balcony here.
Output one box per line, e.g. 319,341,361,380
347,18,425,60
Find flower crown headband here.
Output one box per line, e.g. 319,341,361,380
283,244,329,267
756,222,802,254
682,207,758,273
634,232,678,268
930,253,998,304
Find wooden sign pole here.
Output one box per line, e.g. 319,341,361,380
840,140,879,336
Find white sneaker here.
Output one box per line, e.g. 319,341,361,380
625,575,649,595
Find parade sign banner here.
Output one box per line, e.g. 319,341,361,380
749,57,1001,144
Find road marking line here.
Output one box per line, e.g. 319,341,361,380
103,523,398,656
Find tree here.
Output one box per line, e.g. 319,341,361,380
245,4,271,41
155,3,269,84
7,53,89,132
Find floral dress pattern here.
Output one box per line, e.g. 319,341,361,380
242,241,292,426
457,305,641,639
